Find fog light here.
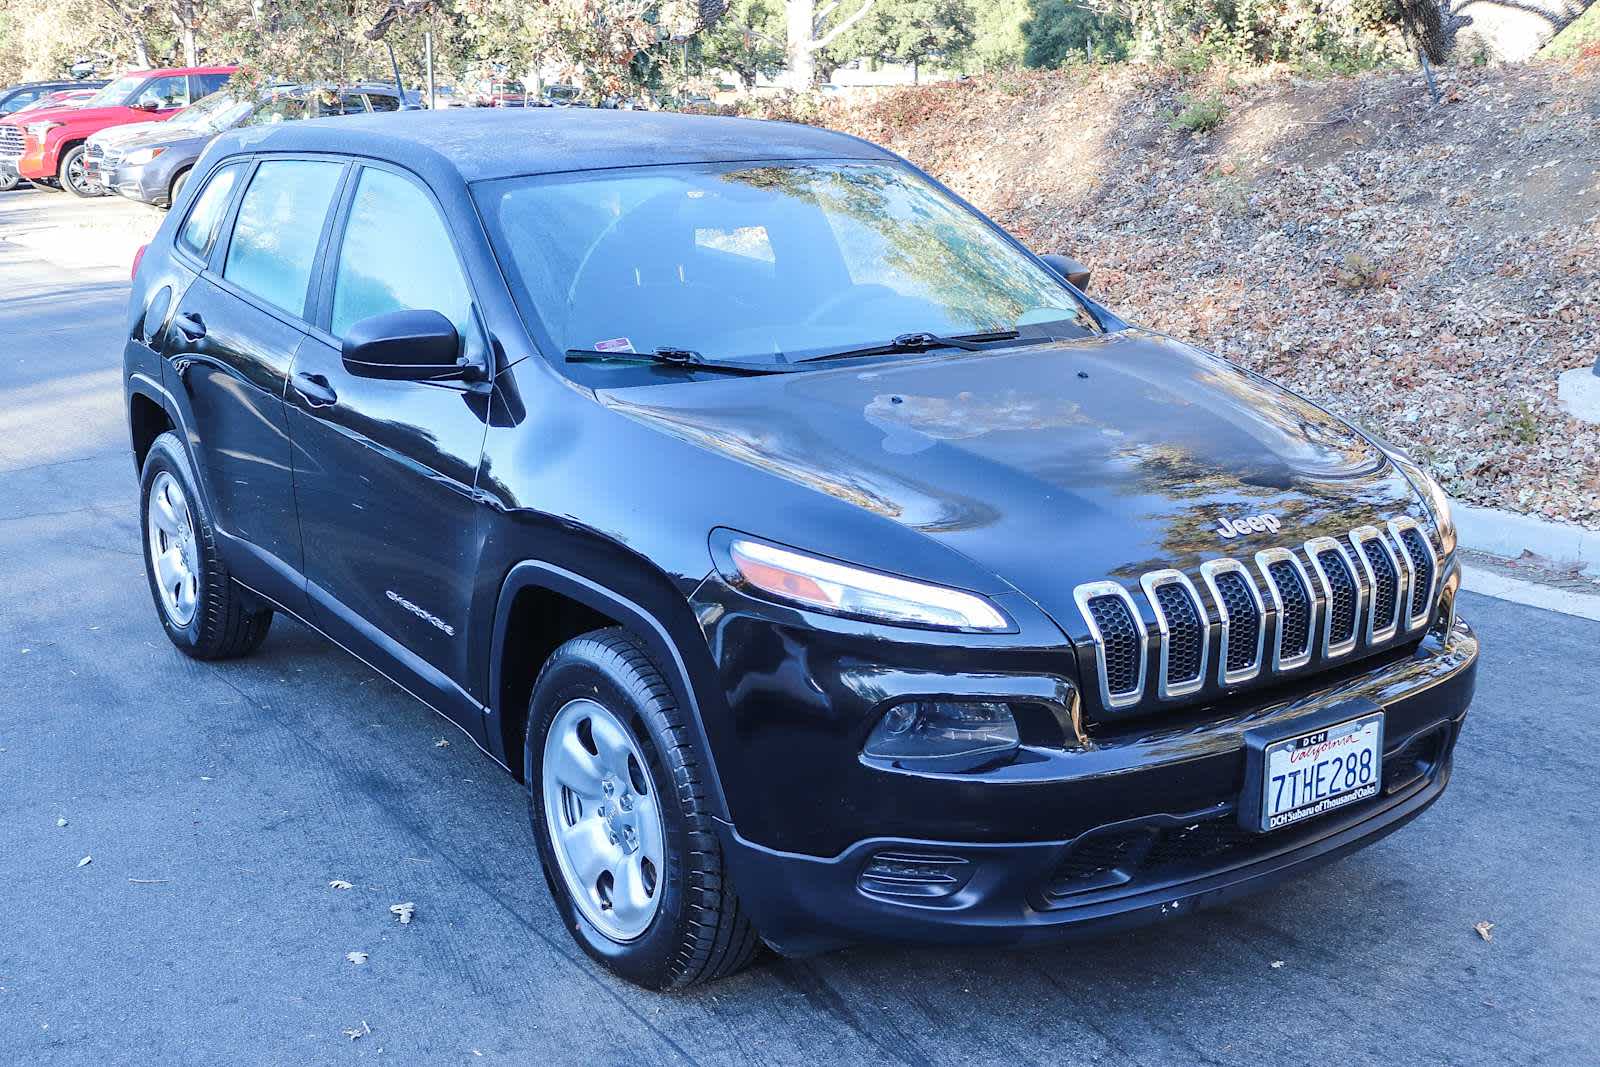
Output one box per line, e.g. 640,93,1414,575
863,700,1020,772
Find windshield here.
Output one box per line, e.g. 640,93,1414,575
87,75,146,108
476,161,1092,370
169,91,251,132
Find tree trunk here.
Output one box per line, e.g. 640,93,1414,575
99,0,154,67
782,0,816,89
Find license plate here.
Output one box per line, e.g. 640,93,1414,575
1256,712,1383,832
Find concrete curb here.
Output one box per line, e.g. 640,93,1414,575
1457,503,1600,578
1463,566,1600,623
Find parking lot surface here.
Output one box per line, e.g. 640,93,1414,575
1,188,1596,1065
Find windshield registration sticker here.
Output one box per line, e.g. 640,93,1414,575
592,337,635,354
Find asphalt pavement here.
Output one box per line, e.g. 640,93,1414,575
1,187,1596,1066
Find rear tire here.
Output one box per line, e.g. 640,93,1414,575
139,431,273,659
527,628,759,989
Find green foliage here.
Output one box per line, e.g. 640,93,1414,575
692,0,785,88
963,0,1029,71
1023,0,1131,67
829,0,976,75
1170,90,1227,132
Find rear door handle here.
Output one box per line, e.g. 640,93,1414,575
172,311,206,341
292,371,338,408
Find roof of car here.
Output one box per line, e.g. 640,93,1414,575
207,106,895,183
120,66,238,78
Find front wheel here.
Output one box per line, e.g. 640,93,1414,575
0,170,18,192
527,628,759,989
59,145,102,197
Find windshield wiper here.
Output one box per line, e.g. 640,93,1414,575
798,329,1046,364
564,346,792,376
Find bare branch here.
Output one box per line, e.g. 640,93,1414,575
811,0,876,50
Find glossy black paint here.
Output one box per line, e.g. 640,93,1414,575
123,110,1478,953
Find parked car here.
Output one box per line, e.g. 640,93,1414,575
0,79,107,117
124,109,1477,990
0,80,106,190
0,65,234,196
94,83,408,208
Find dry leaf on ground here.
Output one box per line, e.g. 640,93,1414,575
328,879,354,890
1474,920,1496,942
390,902,416,924
76,855,91,868
346,951,369,965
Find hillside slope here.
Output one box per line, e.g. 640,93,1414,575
818,63,1600,528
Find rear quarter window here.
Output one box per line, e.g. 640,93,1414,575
222,159,344,317
177,162,244,257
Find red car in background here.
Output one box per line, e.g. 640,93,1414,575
0,66,234,196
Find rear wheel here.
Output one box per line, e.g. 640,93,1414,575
139,431,273,659
59,145,102,197
0,170,18,192
527,628,759,989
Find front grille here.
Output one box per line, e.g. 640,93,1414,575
1042,732,1449,902
1086,596,1141,697
0,124,23,160
1076,518,1440,714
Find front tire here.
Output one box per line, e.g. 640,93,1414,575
59,145,102,197
527,628,759,989
139,431,273,659
166,168,190,208
0,170,18,192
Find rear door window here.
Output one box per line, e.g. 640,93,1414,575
190,73,231,100
177,162,244,258
222,159,344,317
364,93,401,113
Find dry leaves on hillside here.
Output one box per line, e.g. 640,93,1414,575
817,62,1600,528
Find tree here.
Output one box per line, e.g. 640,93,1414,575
829,0,973,82
696,0,784,88
964,0,1028,70
1023,0,1129,67
778,0,877,88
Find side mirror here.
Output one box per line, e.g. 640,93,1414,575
132,100,161,112
1040,253,1091,292
341,309,475,381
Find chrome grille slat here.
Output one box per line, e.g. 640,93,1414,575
1073,581,1148,710
1304,537,1362,659
1199,559,1264,686
1255,548,1316,672
1350,525,1401,643
1076,520,1443,713
1139,570,1208,700
1388,517,1437,632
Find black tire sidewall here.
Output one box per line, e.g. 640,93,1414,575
527,642,697,988
138,433,210,651
168,170,189,208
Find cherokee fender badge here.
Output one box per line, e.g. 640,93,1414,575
1216,513,1282,539
386,589,456,637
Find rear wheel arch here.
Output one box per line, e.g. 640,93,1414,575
488,560,730,821
129,388,176,475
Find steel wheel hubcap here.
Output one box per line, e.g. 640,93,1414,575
542,698,665,942
147,471,199,627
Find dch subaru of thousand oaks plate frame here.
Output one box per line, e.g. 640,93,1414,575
1240,700,1385,833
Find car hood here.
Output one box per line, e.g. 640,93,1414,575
9,105,165,127
601,330,1427,627
98,123,207,152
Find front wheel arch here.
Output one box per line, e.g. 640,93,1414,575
488,559,730,822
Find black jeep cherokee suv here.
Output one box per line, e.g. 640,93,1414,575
124,108,1478,989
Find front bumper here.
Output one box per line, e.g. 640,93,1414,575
718,620,1477,956
17,140,54,180
104,162,165,206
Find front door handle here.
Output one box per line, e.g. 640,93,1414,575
292,371,338,408
172,311,206,341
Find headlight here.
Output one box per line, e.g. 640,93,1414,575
727,538,1011,631
124,146,165,165
25,121,60,139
